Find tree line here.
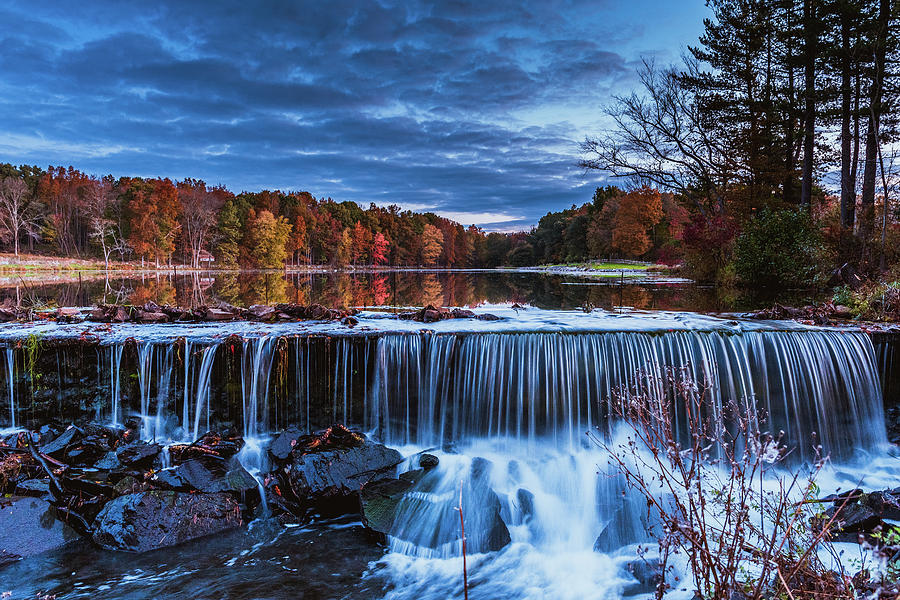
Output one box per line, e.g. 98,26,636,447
0,163,678,270
0,164,479,268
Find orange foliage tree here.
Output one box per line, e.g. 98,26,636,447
611,187,663,258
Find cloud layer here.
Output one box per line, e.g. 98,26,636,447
0,0,705,230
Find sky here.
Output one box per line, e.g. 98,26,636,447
0,0,709,231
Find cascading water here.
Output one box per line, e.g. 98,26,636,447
365,329,890,599
107,344,124,427
188,343,219,441
0,318,893,599
5,348,14,430
237,336,279,511
369,330,885,457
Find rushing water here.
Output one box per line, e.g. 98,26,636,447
0,309,896,599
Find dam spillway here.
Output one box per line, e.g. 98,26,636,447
0,308,891,463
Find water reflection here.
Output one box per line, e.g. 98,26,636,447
0,270,822,312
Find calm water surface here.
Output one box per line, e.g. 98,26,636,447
0,269,822,312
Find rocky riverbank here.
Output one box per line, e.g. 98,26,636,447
0,421,456,561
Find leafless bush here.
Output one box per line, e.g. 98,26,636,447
592,367,859,600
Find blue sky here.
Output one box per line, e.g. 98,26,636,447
0,0,709,231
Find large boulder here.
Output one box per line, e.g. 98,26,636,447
153,457,258,496
0,496,79,563
92,491,242,552
116,442,162,470
288,439,402,498
360,457,511,555
816,488,900,542
268,426,304,462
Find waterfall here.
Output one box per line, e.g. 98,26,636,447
366,329,889,599
369,330,885,459
240,336,278,441
108,344,124,427
5,348,14,429
190,343,220,441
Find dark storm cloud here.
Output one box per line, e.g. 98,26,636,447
0,0,706,229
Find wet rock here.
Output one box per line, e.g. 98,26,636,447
114,475,149,496
0,497,79,562
136,310,168,323
155,457,258,496
56,307,83,323
116,442,161,469
248,304,276,320
516,488,535,521
418,454,439,470
92,491,242,553
39,425,82,458
0,550,20,568
359,474,420,534
361,459,511,554
168,431,244,463
94,451,121,471
476,313,502,321
342,316,359,327
15,478,50,497
288,437,402,498
816,488,900,542
623,558,663,596
269,426,304,462
204,307,237,321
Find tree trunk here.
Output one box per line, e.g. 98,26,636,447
840,5,856,228
860,0,890,243
800,0,815,208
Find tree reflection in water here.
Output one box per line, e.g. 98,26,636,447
0,270,823,312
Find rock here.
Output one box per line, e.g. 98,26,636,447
14,479,50,497
116,442,162,469
155,457,258,495
342,316,359,327
306,304,330,320
248,305,276,320
112,305,128,323
833,305,853,319
168,431,244,463
516,488,535,521
476,313,502,321
137,311,168,323
92,491,242,553
56,307,83,322
39,425,83,458
94,451,121,471
820,494,886,542
450,308,476,319
358,468,427,526
269,426,304,461
418,454,439,470
288,439,402,498
593,524,617,553
361,458,511,554
114,475,148,496
204,308,236,321
0,497,79,562
623,558,663,596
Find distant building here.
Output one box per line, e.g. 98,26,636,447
198,250,215,265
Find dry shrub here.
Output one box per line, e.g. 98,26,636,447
593,367,861,600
